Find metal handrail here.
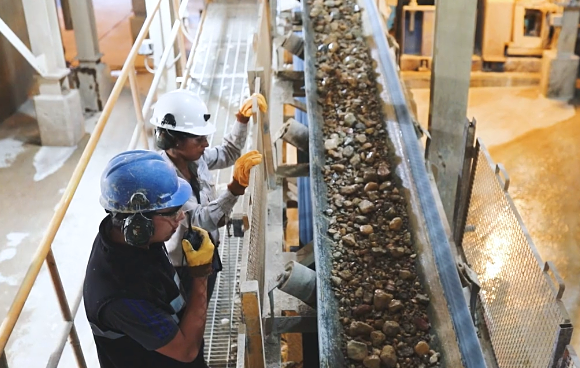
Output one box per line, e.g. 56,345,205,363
0,0,165,359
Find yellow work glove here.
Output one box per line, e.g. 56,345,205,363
233,150,263,187
239,93,268,117
181,226,215,277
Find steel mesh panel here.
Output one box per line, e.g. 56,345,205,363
462,145,568,368
245,161,266,294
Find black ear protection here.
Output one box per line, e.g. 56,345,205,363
155,128,176,150
122,192,154,247
155,113,178,150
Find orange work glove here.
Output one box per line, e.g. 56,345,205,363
239,93,268,117
232,150,263,187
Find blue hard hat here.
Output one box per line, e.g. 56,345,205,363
99,150,192,213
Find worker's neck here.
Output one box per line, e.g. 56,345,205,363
166,149,189,175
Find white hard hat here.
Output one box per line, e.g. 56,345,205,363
150,90,216,136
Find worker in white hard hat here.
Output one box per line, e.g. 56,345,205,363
149,89,267,302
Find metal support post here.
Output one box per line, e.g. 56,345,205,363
425,0,478,222
21,0,84,146
68,0,113,112
452,118,476,246
146,0,177,94
540,5,580,99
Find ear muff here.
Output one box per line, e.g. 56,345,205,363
122,192,155,247
123,213,154,247
155,128,177,150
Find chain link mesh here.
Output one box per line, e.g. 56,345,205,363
461,142,570,367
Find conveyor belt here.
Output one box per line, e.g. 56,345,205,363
301,0,487,366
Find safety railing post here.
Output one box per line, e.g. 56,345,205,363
1,350,7,368
172,0,187,74
128,65,150,150
45,249,87,368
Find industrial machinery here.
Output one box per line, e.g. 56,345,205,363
398,0,567,71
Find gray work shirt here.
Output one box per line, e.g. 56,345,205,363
161,121,248,267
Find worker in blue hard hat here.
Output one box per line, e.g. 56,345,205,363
84,150,215,368
149,89,266,300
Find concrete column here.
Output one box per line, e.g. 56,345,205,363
540,7,580,100
68,0,113,112
425,0,477,223
146,0,177,94
22,0,84,146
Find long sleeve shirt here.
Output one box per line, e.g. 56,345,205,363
161,121,248,267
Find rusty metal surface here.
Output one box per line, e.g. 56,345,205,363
462,140,571,367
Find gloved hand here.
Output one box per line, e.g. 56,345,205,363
238,93,268,118
232,150,263,187
181,226,215,277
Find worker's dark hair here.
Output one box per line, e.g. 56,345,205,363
155,128,200,150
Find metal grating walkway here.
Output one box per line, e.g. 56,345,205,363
185,1,258,366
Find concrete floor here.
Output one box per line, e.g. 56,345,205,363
412,85,580,353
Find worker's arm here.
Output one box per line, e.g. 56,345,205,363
202,121,248,170
183,190,239,232
98,284,208,362
204,93,268,170
156,277,208,362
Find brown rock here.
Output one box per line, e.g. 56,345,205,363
363,355,381,368
370,330,386,347
363,182,379,192
390,247,406,258
331,164,346,172
349,321,374,336
347,340,368,361
341,185,358,195
339,270,353,280
360,225,374,235
353,304,373,316
373,290,393,311
377,163,390,181
416,293,430,305
414,341,430,356
389,217,403,231
413,316,430,331
342,234,357,247
358,200,375,214
399,269,413,280
388,299,404,313
363,291,374,304
382,321,400,337
379,345,397,368
363,170,378,183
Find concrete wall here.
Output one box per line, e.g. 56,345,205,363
0,0,35,123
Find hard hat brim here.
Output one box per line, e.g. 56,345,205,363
166,177,193,209
149,117,217,136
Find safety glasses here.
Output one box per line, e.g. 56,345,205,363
148,206,184,221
